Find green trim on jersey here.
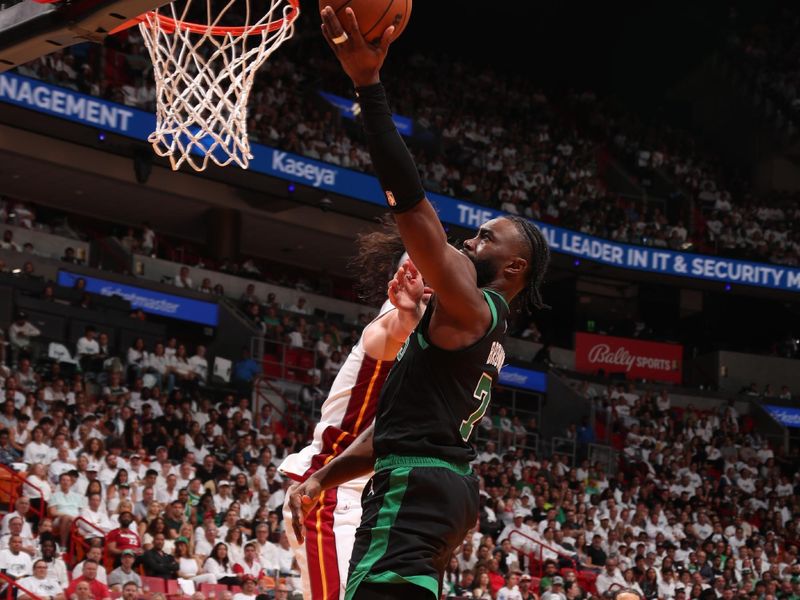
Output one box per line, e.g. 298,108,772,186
345,467,411,600
483,287,510,312
416,331,429,350
365,570,439,598
374,454,472,475
483,290,499,331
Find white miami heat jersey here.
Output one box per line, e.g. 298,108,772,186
279,301,396,489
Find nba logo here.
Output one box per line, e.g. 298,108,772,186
385,190,396,207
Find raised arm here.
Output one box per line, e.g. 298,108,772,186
320,7,489,335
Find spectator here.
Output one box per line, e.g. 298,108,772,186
240,284,259,307
75,326,100,369
197,277,213,293
16,559,64,600
323,349,345,383
140,532,179,579
541,576,566,600
2,497,33,537
121,581,140,600
0,229,21,252
72,545,108,584
232,541,264,579
0,516,35,556
38,536,68,589
497,571,524,600
519,573,537,600
202,542,241,586
0,428,21,465
298,370,325,410
108,550,142,592
61,247,80,264
140,222,156,255
106,512,143,559
174,266,193,289
48,473,85,548
65,559,110,600
174,537,216,584
188,345,208,383
286,296,311,314
0,535,33,580
232,576,259,600
232,348,261,395
9,312,41,363
596,558,627,595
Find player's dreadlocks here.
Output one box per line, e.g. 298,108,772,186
504,215,551,314
350,215,406,307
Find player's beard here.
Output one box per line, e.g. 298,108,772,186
469,255,500,288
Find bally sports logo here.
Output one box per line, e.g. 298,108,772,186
576,333,683,383
587,343,676,372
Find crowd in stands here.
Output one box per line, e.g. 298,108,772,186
606,113,800,266
0,199,86,266
12,29,800,267
726,2,800,138
0,312,309,598
441,380,800,600
1,276,799,600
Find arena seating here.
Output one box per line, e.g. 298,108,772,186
0,21,798,600
12,37,800,268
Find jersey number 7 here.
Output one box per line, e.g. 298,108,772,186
459,372,492,442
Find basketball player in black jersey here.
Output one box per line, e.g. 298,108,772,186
288,7,550,600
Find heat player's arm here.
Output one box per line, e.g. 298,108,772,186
309,423,375,491
356,84,488,326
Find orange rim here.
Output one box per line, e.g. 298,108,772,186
109,0,299,36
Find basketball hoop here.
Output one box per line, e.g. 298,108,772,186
120,0,299,171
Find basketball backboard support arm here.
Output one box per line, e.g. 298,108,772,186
0,0,171,72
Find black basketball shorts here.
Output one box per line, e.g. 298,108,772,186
344,455,480,600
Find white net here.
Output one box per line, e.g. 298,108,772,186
139,0,299,171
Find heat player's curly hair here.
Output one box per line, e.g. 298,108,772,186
504,215,551,313
349,215,406,307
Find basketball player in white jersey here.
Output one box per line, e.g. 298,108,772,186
280,228,428,600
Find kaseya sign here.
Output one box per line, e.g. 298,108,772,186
575,332,683,383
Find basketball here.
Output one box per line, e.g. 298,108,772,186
320,0,412,44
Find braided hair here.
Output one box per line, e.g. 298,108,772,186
503,215,551,313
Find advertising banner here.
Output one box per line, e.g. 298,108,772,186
575,332,683,383
318,90,413,136
4,73,800,293
57,270,219,326
762,404,800,429
498,365,547,393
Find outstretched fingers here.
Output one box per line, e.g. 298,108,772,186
320,6,348,48
288,488,306,543
377,24,396,52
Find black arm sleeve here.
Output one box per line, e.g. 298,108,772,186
356,83,425,212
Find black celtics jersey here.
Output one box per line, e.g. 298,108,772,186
372,288,510,464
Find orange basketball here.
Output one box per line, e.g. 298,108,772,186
320,0,412,44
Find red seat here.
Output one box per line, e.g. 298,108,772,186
200,583,231,596
577,571,598,595
165,579,182,596
285,349,301,367
262,360,282,378
298,350,314,369
142,576,167,593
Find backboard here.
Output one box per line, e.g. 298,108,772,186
0,0,170,71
